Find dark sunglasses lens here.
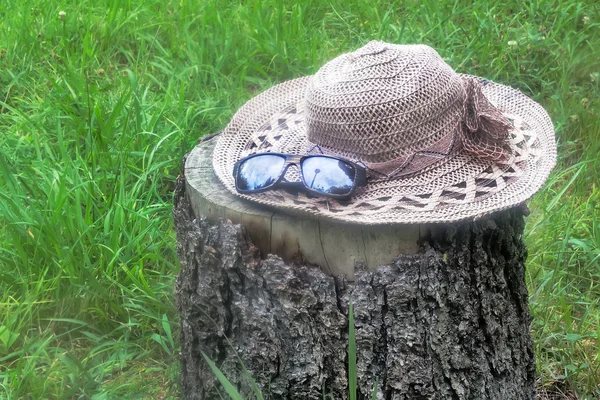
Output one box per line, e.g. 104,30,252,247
301,157,356,196
236,155,286,191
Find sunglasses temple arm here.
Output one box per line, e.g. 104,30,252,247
356,167,368,186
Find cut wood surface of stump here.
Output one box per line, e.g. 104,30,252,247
174,136,536,400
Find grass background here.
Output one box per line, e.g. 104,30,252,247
0,0,598,398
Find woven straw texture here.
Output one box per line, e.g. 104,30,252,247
212,41,556,224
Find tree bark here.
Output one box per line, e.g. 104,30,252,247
174,141,536,400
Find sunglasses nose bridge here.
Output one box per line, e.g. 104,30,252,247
281,160,303,183
285,154,303,163
282,162,299,172
282,154,303,171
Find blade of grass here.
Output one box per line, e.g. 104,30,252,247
201,352,244,400
348,298,357,400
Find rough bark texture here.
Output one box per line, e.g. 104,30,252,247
174,174,536,400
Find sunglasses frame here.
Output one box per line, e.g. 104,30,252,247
232,152,368,200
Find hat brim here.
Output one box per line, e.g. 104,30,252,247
212,75,556,224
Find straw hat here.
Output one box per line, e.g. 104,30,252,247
212,41,556,224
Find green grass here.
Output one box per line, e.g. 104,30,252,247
0,0,598,398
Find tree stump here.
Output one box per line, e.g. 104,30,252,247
174,136,536,400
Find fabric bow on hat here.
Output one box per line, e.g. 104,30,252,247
460,77,514,163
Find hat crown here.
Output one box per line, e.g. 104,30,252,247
305,41,466,164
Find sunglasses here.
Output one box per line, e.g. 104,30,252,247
233,153,368,200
